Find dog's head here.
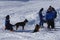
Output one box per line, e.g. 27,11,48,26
24,19,28,23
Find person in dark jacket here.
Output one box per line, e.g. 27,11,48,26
5,15,13,31
39,8,44,28
46,6,57,29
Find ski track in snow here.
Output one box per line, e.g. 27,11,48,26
0,0,60,40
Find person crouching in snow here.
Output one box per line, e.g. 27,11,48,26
5,15,13,31
46,6,57,29
39,8,44,28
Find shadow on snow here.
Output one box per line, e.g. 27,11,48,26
14,30,33,33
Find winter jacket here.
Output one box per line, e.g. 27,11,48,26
39,12,43,20
46,11,56,20
5,19,10,25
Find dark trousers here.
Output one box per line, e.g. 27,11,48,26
47,20,55,29
5,24,13,31
40,20,43,27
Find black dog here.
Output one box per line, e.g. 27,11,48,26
15,19,28,30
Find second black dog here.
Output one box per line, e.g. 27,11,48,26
15,19,28,30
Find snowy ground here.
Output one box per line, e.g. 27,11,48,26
0,0,60,40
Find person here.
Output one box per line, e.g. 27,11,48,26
46,6,57,29
39,8,44,28
5,15,13,31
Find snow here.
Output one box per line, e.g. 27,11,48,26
0,0,60,40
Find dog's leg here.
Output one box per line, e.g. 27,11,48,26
16,25,19,30
22,26,24,30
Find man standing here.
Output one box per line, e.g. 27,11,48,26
39,8,44,28
46,6,57,29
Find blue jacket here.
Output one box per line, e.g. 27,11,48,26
46,11,56,20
